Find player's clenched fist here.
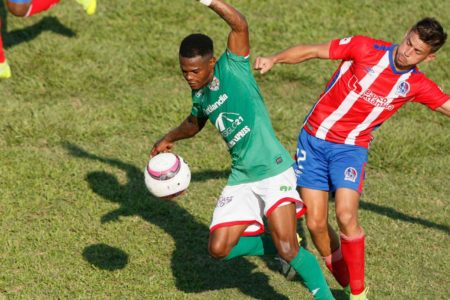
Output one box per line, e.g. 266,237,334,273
254,56,275,74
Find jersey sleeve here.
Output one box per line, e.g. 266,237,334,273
412,79,449,110
191,90,207,119
329,35,371,61
220,49,252,76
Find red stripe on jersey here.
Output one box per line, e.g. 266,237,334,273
303,36,449,148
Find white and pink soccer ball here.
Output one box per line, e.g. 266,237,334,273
144,153,191,199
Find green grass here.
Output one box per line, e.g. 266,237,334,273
1,0,449,299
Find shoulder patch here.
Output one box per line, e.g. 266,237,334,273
339,37,353,45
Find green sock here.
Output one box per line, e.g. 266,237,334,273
289,247,334,300
224,235,277,261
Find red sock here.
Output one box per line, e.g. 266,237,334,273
323,246,350,287
26,0,61,17
340,232,365,295
0,19,5,63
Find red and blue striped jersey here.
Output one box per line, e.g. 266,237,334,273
303,35,449,148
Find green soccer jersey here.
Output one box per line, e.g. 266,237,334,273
191,50,293,185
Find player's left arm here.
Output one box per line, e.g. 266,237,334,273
435,99,450,117
198,0,249,56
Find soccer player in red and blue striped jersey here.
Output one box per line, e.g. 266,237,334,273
0,0,96,78
255,18,449,299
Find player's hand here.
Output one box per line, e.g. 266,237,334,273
254,56,275,74
150,137,173,157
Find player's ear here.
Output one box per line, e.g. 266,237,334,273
424,53,436,63
208,56,216,68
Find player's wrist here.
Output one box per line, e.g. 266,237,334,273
199,0,213,6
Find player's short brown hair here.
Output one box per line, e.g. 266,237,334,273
411,17,447,53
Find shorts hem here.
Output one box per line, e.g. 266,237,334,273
209,220,265,236
266,197,307,219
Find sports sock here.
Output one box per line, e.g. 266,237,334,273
323,246,350,287
289,247,334,300
224,235,277,261
26,0,61,17
340,232,365,295
0,20,5,63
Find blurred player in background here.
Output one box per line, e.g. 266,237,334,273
255,17,449,299
0,0,96,78
151,0,334,299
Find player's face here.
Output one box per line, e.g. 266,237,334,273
179,55,216,90
394,30,436,71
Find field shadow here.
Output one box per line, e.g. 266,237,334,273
329,194,449,234
83,243,128,271
0,2,75,50
65,143,293,299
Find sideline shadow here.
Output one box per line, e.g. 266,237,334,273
65,143,289,299
0,3,75,50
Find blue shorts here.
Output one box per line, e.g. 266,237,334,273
294,129,368,193
8,0,31,3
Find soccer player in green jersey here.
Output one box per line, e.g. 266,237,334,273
151,1,334,299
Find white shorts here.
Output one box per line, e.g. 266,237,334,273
209,167,306,236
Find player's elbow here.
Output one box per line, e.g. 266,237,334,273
233,14,248,33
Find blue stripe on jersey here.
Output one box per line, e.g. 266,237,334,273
8,0,31,3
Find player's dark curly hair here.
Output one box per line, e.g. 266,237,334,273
411,17,447,53
179,33,214,58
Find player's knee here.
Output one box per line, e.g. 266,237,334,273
208,240,230,260
306,216,328,234
336,210,358,231
276,239,299,262
7,2,30,17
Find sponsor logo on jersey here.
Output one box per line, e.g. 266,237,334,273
360,89,394,110
339,36,353,45
209,76,220,91
344,167,358,182
215,112,244,137
227,126,251,148
204,94,228,115
395,81,410,97
217,196,233,208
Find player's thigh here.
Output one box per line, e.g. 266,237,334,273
208,223,248,250
294,130,330,190
329,144,368,193
299,187,329,228
266,203,298,243
7,0,31,17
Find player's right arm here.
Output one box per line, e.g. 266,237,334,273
198,0,249,56
151,115,207,156
254,42,332,74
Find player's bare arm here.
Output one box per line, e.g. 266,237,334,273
151,115,207,156
254,42,331,74
435,99,450,117
199,0,249,56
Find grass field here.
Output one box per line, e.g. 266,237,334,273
0,0,449,299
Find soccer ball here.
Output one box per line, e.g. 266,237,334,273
144,153,191,199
